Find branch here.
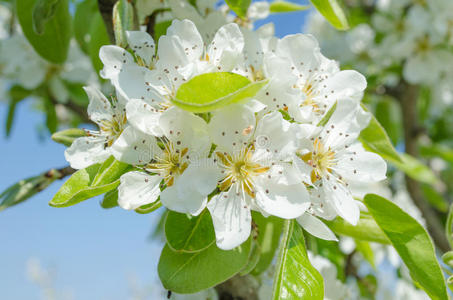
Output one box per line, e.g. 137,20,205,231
145,8,171,38
215,274,260,300
399,81,450,252
98,0,118,44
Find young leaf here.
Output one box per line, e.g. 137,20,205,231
272,220,324,300
32,0,60,34
316,101,337,127
165,210,215,253
1,170,61,211
134,201,162,214
310,0,349,30
364,194,449,300
112,0,134,47
91,156,132,187
88,13,110,73
16,0,71,63
158,238,251,293
6,85,31,136
74,0,98,54
270,1,310,13
51,128,87,146
355,239,375,268
251,212,284,275
49,164,115,207
50,157,131,208
100,189,118,209
173,72,267,113
225,0,251,18
359,106,402,163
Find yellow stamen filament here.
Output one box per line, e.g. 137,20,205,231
216,146,269,198
298,138,336,183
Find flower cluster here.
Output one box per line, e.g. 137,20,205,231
66,19,386,250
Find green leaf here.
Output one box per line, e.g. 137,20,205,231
74,0,98,54
165,210,215,253
310,0,349,30
17,0,71,63
32,0,60,34
88,12,110,74
49,157,131,208
251,212,284,275
317,101,336,127
135,201,162,214
1,170,61,211
50,164,112,207
421,184,448,212
355,239,375,268
364,194,448,300
51,128,86,146
325,215,390,244
63,81,89,106
225,0,251,18
359,105,402,163
153,20,172,42
158,239,252,293
272,220,324,300
446,204,453,249
91,156,132,187
43,96,58,133
173,72,267,113
270,1,310,13
390,153,440,186
100,189,118,209
6,86,31,137
112,0,134,47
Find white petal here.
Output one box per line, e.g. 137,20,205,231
320,70,367,102
125,98,164,136
254,174,310,219
118,171,161,210
276,34,321,74
156,35,194,84
322,99,370,149
110,126,160,165
247,1,270,20
322,178,360,225
208,104,255,152
160,181,207,216
99,45,134,80
64,136,110,169
166,19,203,62
159,107,210,154
84,86,112,124
207,23,244,71
297,213,338,241
126,31,156,66
207,188,252,250
254,111,297,159
335,143,387,184
116,65,155,100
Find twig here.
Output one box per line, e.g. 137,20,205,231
145,8,171,39
98,0,118,44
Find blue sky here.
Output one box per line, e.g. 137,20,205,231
0,8,310,299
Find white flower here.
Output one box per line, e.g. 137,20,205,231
267,34,367,123
114,20,245,137
294,100,387,225
65,87,128,169
116,107,218,213
206,105,310,250
0,34,47,89
309,251,358,300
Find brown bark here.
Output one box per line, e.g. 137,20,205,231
215,274,260,300
399,81,449,252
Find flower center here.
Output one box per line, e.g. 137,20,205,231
216,146,269,198
98,109,127,148
145,142,189,187
298,138,336,183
